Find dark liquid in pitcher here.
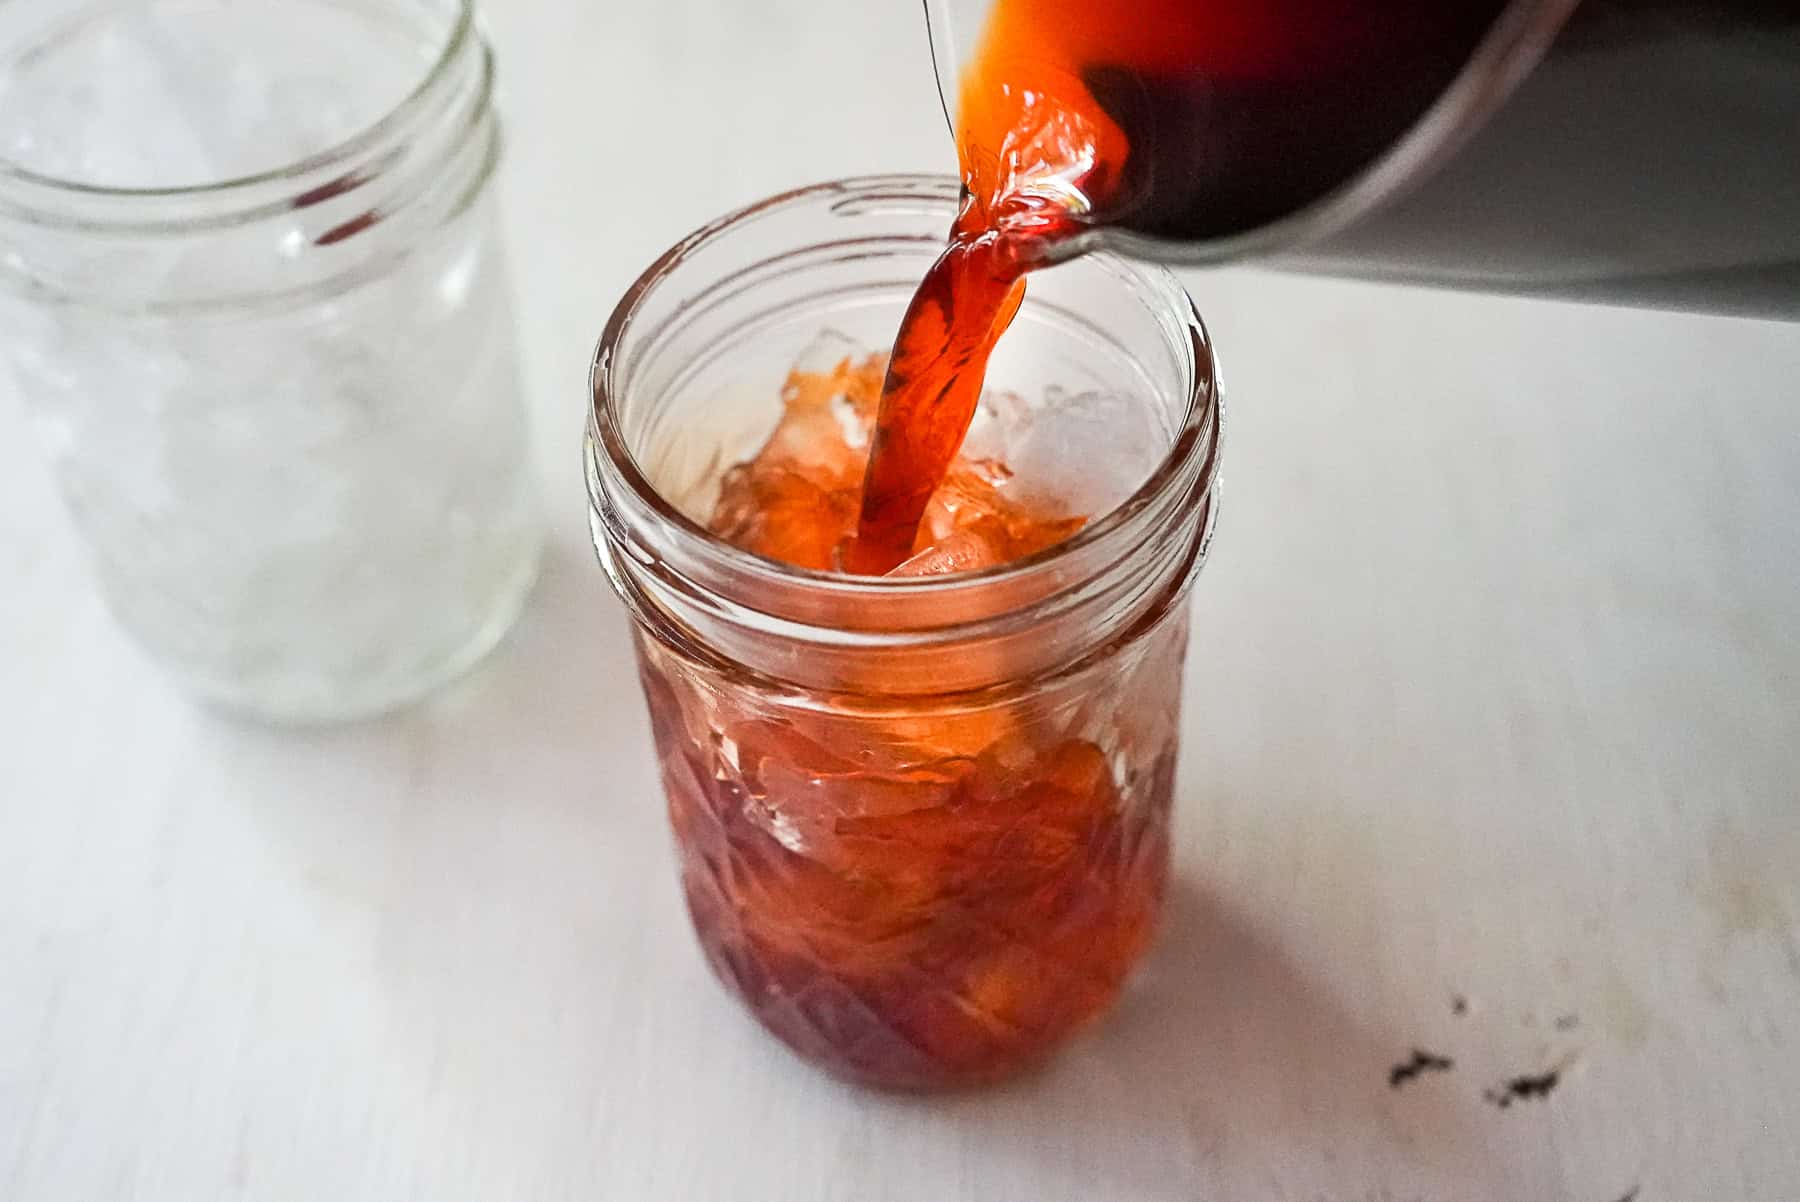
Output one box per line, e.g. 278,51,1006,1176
965,0,1798,319
957,0,1518,242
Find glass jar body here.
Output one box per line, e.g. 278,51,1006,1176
0,0,539,721
588,178,1220,1088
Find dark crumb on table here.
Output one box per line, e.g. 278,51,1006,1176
1452,994,1469,1016
1483,1066,1564,1108
1555,1013,1581,1031
1388,1048,1455,1089
1615,1188,1640,1202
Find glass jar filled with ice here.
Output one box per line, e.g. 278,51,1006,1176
0,0,539,721
588,179,1221,1088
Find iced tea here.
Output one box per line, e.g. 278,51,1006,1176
589,177,1217,1091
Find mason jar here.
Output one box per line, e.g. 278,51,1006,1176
0,0,540,721
587,176,1221,1089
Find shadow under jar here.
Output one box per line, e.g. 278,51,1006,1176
0,0,539,722
587,177,1221,1090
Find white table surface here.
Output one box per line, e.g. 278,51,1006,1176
4,2,1799,1200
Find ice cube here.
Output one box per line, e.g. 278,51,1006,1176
0,0,417,189
787,328,868,380
887,530,1006,577
756,339,882,477
957,388,1031,463
1003,387,1167,517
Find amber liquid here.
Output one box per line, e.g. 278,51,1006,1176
847,211,1032,573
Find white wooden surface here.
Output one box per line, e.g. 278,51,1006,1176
4,2,1799,1199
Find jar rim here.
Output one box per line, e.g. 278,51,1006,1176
588,174,1220,628
0,0,476,228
